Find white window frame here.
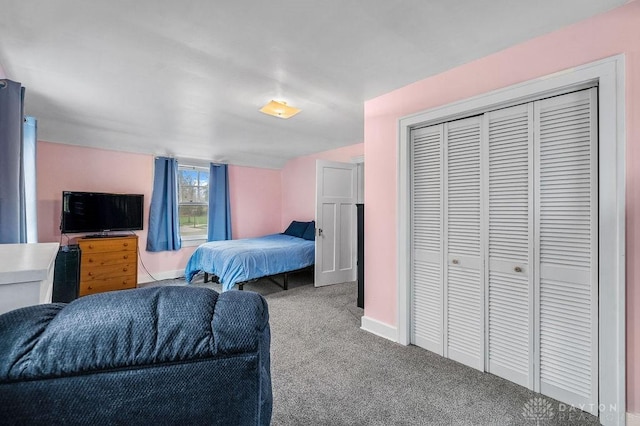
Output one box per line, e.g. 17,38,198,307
397,55,625,426
178,164,209,246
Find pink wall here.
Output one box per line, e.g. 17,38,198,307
37,141,282,279
229,165,282,239
363,1,640,413
280,143,364,229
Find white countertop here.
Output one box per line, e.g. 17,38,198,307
0,243,60,285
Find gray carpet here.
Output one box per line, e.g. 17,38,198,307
142,273,599,425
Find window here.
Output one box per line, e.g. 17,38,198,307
23,116,38,243
178,165,209,240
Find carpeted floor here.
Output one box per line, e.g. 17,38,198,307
142,272,599,426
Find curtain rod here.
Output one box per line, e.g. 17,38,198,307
154,155,227,166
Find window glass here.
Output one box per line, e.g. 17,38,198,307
178,166,209,239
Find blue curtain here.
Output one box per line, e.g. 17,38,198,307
208,163,232,241
147,157,181,251
0,79,27,243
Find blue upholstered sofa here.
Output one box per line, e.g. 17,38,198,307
0,286,272,425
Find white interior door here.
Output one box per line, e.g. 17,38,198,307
409,117,485,369
484,103,535,388
411,124,444,355
408,88,599,414
534,88,598,414
315,160,357,287
444,116,484,371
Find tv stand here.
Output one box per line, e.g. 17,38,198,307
77,235,138,296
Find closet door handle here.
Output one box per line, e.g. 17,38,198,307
514,266,523,273
452,259,459,265
318,228,323,236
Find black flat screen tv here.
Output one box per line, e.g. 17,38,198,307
61,191,144,234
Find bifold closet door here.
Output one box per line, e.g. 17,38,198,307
444,117,484,370
534,88,598,414
410,124,443,355
410,117,485,370
410,88,598,414
484,104,534,388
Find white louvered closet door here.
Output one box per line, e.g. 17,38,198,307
444,117,484,371
411,124,444,354
408,88,599,414
534,88,598,414
484,104,534,388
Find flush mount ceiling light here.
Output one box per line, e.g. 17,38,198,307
259,100,301,119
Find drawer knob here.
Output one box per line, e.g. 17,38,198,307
88,244,94,249
88,286,93,290
88,272,93,276
123,243,128,247
89,258,93,263
123,255,128,259
452,259,459,265
123,267,128,272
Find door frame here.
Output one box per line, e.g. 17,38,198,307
397,55,625,426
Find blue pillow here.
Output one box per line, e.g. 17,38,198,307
283,221,308,238
302,221,315,241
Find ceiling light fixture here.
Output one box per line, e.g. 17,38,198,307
259,100,301,119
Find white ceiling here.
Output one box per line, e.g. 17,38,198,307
0,0,627,169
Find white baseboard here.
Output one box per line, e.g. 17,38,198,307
628,412,640,426
137,269,184,284
360,316,397,342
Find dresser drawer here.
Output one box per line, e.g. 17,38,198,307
81,251,134,269
79,237,136,254
81,263,136,282
79,276,136,296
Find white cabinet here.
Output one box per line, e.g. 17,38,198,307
0,243,59,315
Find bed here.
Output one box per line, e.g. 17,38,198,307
185,221,315,291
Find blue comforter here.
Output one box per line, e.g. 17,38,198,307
185,234,315,291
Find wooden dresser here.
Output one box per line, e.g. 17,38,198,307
78,235,138,297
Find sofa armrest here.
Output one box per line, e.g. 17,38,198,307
0,286,272,425
0,286,267,382
213,290,270,355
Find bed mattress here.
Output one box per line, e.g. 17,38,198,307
185,233,315,291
